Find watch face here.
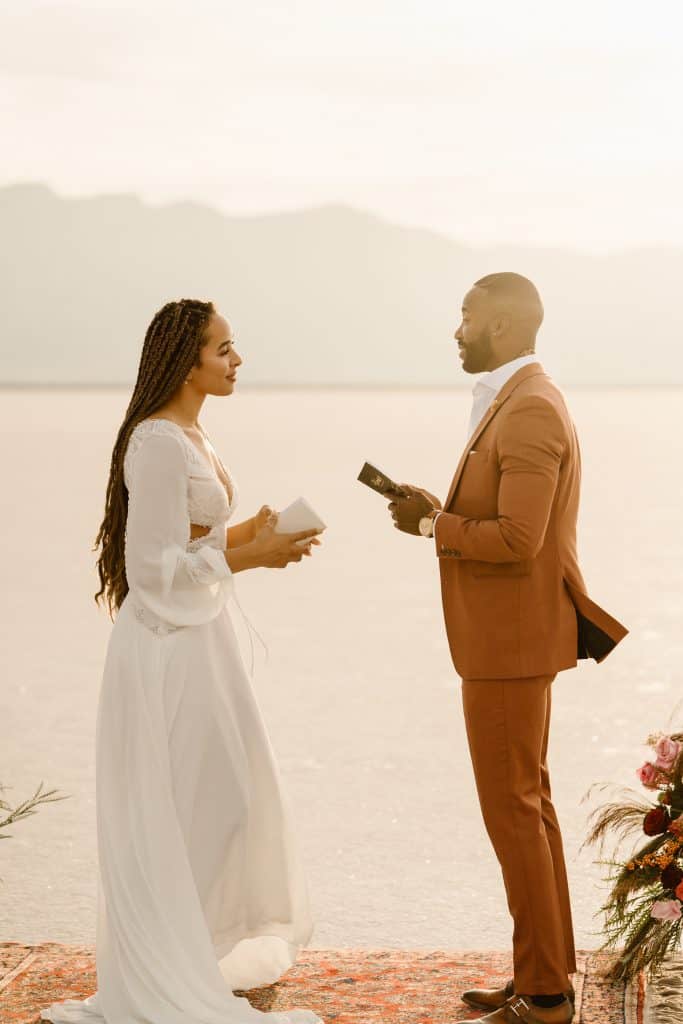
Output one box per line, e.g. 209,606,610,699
419,516,433,537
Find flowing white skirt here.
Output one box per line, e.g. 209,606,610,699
40,593,322,1024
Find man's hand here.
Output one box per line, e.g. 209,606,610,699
386,483,438,536
410,485,442,510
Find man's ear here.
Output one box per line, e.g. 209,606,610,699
491,315,509,338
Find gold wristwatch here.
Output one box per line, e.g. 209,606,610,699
418,509,438,538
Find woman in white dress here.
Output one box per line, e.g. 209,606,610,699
40,298,325,1024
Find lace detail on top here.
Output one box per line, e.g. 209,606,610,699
131,601,183,637
187,522,227,554
123,418,239,530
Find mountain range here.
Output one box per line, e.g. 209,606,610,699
1,183,680,387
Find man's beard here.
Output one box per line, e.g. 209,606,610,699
462,329,492,373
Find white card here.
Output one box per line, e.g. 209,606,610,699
274,496,326,534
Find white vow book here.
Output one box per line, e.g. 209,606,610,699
275,497,326,546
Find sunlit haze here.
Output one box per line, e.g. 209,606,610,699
3,1,682,250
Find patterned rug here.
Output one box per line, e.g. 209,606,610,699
0,942,676,1024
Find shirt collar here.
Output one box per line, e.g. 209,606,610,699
472,353,539,395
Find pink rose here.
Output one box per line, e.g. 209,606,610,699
676,880,683,902
637,762,659,789
655,736,682,772
651,900,682,922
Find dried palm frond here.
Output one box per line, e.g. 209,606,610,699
609,858,661,911
597,883,681,981
603,915,683,982
581,785,654,855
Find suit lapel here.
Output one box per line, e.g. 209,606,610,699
443,362,546,510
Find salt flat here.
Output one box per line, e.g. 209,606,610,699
1,387,680,950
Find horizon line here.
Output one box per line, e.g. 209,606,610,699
1,381,682,393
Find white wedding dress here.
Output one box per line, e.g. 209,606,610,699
40,417,322,1024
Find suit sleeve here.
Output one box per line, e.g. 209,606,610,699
433,396,566,563
125,432,233,626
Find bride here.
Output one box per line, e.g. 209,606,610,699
40,298,325,1024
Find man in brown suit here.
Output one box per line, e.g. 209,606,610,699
387,273,627,1024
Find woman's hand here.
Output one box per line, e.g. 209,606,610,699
251,512,323,569
251,505,277,541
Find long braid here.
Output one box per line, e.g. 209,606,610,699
93,298,216,619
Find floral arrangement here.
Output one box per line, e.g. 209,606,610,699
583,728,683,981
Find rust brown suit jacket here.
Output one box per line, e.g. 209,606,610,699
433,361,628,680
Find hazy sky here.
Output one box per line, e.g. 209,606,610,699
3,1,682,250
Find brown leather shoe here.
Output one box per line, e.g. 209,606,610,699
461,980,575,1013
461,979,515,1012
453,994,574,1024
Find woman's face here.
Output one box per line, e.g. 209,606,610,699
193,312,242,396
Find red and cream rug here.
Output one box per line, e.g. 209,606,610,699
1,943,679,1024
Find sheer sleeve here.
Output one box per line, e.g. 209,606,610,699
124,431,233,627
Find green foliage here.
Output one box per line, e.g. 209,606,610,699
0,779,70,882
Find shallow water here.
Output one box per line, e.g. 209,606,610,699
1,387,681,951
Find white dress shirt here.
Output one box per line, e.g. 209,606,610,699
431,353,538,536
466,353,539,441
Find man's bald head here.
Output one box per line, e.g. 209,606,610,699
471,272,544,333
455,272,544,374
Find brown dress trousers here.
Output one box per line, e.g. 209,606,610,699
461,674,576,993
433,362,628,994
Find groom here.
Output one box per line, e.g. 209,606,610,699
386,273,628,1024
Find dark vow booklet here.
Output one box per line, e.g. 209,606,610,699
357,462,408,498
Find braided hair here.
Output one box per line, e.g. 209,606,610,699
93,298,216,618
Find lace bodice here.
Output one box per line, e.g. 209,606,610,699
121,417,238,636
124,418,239,552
